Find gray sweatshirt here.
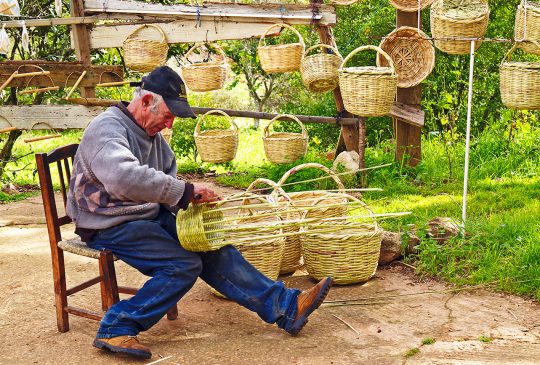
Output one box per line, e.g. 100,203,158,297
66,106,187,230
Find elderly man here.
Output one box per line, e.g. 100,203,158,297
66,66,332,360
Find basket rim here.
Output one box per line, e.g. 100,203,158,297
390,0,435,12
431,0,490,21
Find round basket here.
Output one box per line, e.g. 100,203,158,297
430,0,490,55
258,23,305,73
515,1,540,55
123,24,169,72
500,44,540,110
194,110,238,163
390,0,435,12
378,26,435,88
176,204,226,252
182,43,228,92
300,44,343,93
338,45,397,117
263,114,308,164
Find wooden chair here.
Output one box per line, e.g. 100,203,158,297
36,144,178,332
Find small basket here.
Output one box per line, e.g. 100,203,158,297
176,204,226,252
181,43,228,92
263,114,308,164
378,26,435,88
515,1,540,55
194,110,238,163
500,44,540,110
338,45,397,117
430,0,490,55
258,23,305,73
390,0,435,12
300,44,343,93
123,24,169,72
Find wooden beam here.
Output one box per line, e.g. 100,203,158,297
71,0,95,98
0,105,103,130
0,16,99,28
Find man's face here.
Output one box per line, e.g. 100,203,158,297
140,95,175,137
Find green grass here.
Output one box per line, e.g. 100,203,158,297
422,338,436,346
478,336,493,343
404,348,420,357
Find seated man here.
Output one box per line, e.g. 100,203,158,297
66,66,333,360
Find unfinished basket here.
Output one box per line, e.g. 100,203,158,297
378,26,435,88
258,23,305,73
390,0,435,11
182,43,228,92
430,0,490,55
500,44,540,110
123,24,168,72
338,45,397,117
194,110,238,163
300,44,343,93
176,204,226,252
515,1,540,55
263,114,308,164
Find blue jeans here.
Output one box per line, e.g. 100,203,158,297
88,206,300,338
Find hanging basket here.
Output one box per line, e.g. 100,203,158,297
194,110,238,163
390,0,435,11
430,0,490,55
515,1,540,55
338,45,397,117
258,23,305,73
378,26,435,88
123,24,169,72
263,114,308,164
500,44,540,110
181,43,228,92
300,44,343,93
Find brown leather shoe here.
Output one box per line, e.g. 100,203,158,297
286,277,333,335
93,335,152,359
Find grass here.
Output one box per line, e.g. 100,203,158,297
404,348,420,357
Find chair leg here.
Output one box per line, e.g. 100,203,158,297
166,304,178,320
98,262,108,311
51,248,69,332
99,250,120,311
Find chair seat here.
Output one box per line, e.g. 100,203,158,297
58,237,118,261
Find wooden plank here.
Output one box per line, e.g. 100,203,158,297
391,102,424,127
0,105,103,130
71,0,95,98
0,16,98,28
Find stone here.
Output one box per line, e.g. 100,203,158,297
1,183,19,195
332,151,359,186
427,217,461,244
379,231,402,265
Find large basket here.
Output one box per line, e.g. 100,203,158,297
378,26,435,88
123,24,168,72
500,44,540,110
263,114,308,164
338,45,397,117
390,0,435,11
194,110,238,163
515,1,540,55
182,43,228,92
430,0,490,55
258,23,305,73
300,44,343,93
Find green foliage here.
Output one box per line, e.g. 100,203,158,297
422,338,436,345
478,336,493,343
404,348,420,357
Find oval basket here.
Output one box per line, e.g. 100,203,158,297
378,26,435,88
300,44,343,93
182,43,228,92
390,0,435,12
263,114,308,164
123,24,169,72
258,23,305,73
338,45,397,117
194,110,238,163
515,1,540,55
176,204,226,252
430,0,490,55
500,44,540,110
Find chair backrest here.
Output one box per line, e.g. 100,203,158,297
35,144,79,246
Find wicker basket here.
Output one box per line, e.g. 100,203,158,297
515,1,540,55
263,114,308,164
338,45,397,117
378,26,435,88
500,44,540,110
300,44,343,93
182,43,228,92
390,0,435,11
123,24,169,72
430,0,490,55
194,110,238,163
258,23,305,73
176,204,226,252
327,0,359,6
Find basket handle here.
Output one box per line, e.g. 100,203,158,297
258,23,305,49
194,109,238,136
340,45,396,75
23,122,61,144
263,114,307,138
183,42,227,66
304,44,342,59
125,24,167,43
277,162,345,191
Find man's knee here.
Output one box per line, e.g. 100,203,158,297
161,254,203,282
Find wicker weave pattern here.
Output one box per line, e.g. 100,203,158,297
176,205,226,252
182,43,228,92
390,0,435,11
301,44,343,93
194,110,238,163
59,237,118,260
515,1,540,55
263,114,308,163
123,24,169,72
500,45,540,110
258,23,305,73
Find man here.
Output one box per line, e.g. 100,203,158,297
67,66,333,360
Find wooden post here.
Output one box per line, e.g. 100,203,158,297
70,0,95,98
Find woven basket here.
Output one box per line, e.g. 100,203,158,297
500,44,540,110
390,0,435,11
258,23,305,73
430,0,490,55
176,204,226,252
378,26,435,88
300,44,343,93
194,110,238,163
123,24,168,72
182,43,228,92
338,45,397,117
263,114,308,164
327,0,359,6
515,1,540,55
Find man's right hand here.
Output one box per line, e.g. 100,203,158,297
192,185,221,204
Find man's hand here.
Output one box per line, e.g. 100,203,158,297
192,185,221,204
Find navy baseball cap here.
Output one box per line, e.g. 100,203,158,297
140,66,196,118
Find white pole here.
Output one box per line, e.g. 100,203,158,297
462,40,476,231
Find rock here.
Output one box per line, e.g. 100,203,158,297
427,217,461,244
1,183,19,195
379,231,402,265
332,151,359,186
405,231,420,255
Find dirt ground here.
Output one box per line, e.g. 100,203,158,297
1,181,539,365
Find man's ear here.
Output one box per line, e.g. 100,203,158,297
141,93,153,109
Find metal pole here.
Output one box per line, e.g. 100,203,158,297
462,40,475,231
